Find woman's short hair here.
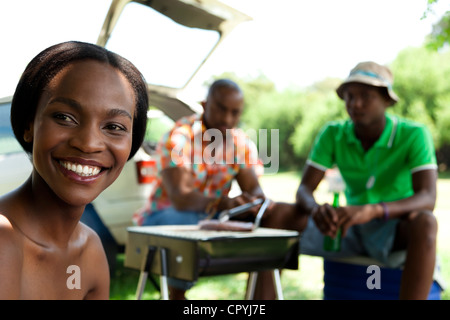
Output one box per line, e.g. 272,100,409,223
11,41,149,160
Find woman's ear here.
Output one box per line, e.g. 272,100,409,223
23,123,34,143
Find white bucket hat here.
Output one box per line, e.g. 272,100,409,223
336,61,399,105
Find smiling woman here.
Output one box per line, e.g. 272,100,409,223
0,41,148,299
28,59,137,205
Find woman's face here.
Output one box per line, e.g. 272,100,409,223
26,60,136,207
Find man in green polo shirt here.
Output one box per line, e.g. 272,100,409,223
294,61,439,300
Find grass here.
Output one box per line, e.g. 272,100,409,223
110,171,450,300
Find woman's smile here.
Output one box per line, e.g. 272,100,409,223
57,158,107,184
59,160,102,177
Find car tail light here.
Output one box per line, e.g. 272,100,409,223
136,160,157,184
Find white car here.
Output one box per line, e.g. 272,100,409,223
0,0,251,273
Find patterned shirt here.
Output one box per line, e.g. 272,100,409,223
133,113,263,225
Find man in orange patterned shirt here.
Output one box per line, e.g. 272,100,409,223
133,79,265,227
133,79,298,299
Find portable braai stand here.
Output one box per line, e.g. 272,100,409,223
125,199,300,300
133,244,286,300
135,246,170,300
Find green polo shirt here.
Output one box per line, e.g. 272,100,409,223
307,113,437,205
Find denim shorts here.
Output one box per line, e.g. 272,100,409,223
141,207,209,290
299,215,402,268
142,207,208,226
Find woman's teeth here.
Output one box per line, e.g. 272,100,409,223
60,161,101,177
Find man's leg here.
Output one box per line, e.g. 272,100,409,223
168,278,195,300
251,202,308,300
394,210,438,300
248,270,277,300
261,202,309,232
169,287,186,300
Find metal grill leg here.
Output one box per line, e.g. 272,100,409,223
245,272,258,300
273,269,284,300
135,246,157,300
136,270,148,300
159,248,169,300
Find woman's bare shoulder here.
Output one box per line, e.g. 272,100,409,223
77,222,108,267
0,213,23,299
78,221,103,247
0,213,19,240
0,189,27,241
77,221,110,299
0,213,23,257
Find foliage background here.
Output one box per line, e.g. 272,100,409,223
205,43,450,173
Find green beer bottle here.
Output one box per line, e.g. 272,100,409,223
323,192,341,252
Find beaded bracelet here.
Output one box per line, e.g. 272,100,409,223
380,202,389,222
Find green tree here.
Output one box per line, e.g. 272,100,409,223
424,0,450,50
390,46,450,149
290,88,345,162
241,86,305,171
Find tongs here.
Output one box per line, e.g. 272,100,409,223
218,198,263,222
252,198,271,229
218,198,272,230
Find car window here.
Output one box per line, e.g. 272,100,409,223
105,1,220,89
141,107,175,155
0,0,112,98
0,103,23,155
145,108,175,144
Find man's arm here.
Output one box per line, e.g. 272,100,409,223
338,169,437,237
295,164,342,236
162,166,266,214
235,167,265,198
295,164,326,214
375,123,439,219
371,169,437,220
160,166,213,212
374,123,438,219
